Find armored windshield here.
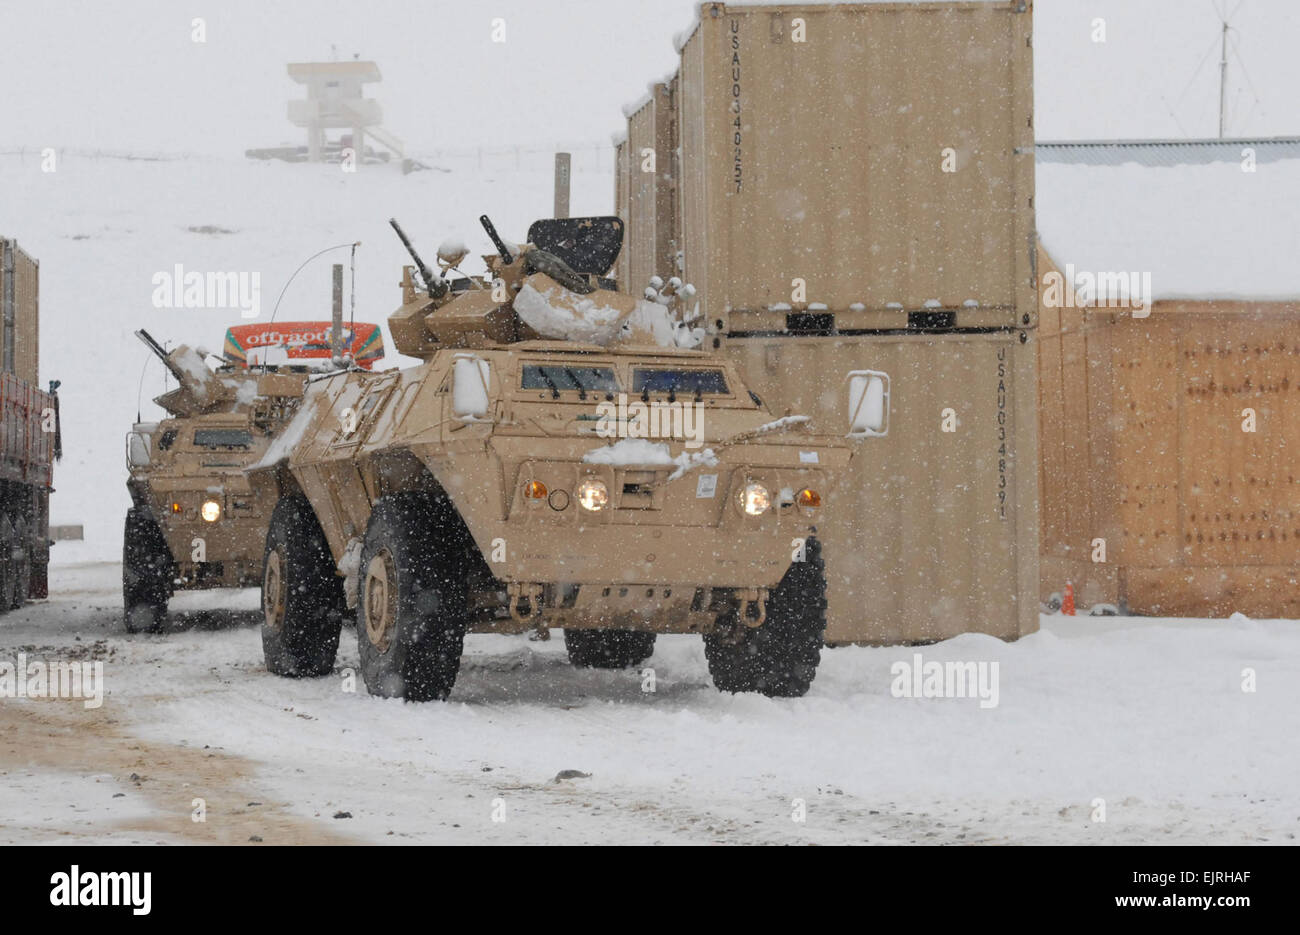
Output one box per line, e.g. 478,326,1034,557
521,365,620,395
193,429,254,449
631,368,729,396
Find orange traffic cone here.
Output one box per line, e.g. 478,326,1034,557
1062,583,1076,616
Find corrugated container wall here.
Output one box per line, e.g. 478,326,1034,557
677,1,1037,334
0,238,40,387
731,332,1039,644
624,81,680,295
612,139,630,289
1039,247,1300,617
619,2,1039,643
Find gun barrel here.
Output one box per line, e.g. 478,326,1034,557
389,218,447,298
137,329,222,409
135,329,170,363
136,329,192,385
479,214,515,265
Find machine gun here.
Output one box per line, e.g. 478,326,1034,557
389,219,448,299
136,329,227,415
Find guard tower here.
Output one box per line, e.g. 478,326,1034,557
286,61,404,164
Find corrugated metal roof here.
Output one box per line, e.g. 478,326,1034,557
1035,137,1300,167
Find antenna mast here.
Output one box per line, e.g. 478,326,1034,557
1218,17,1229,138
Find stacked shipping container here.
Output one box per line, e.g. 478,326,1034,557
615,1,1039,643
1,236,39,386
623,82,679,295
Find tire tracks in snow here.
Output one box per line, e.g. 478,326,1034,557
0,697,355,844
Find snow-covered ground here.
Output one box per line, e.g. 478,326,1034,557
1,556,1294,845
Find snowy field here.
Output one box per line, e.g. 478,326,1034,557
0,556,1295,845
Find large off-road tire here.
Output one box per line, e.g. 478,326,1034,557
261,497,345,677
0,559,14,611
563,629,656,669
703,537,827,698
123,507,173,633
8,562,28,611
9,518,29,610
356,492,469,701
0,515,17,610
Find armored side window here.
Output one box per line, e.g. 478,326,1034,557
631,368,729,396
193,429,254,449
521,365,620,395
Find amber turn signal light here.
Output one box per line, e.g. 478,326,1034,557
523,480,548,500
796,488,821,509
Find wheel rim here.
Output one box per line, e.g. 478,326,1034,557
263,549,286,631
363,550,398,653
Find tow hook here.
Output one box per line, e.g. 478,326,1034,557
738,588,767,628
508,582,547,639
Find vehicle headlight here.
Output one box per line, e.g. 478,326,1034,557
576,478,608,512
739,482,770,516
200,499,221,522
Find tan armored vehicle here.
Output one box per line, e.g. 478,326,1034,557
123,326,382,632
250,216,888,699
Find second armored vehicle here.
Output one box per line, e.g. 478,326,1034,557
123,323,383,632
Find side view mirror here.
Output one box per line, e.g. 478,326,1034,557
126,430,152,467
846,370,890,438
451,354,491,421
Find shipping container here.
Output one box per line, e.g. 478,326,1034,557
612,138,630,289
1,236,39,386
614,2,1039,642
676,1,1037,334
1038,259,1300,618
0,236,55,606
622,81,680,294
730,331,1039,643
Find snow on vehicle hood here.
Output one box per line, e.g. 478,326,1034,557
581,438,719,480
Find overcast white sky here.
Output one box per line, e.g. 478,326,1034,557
0,0,1295,156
